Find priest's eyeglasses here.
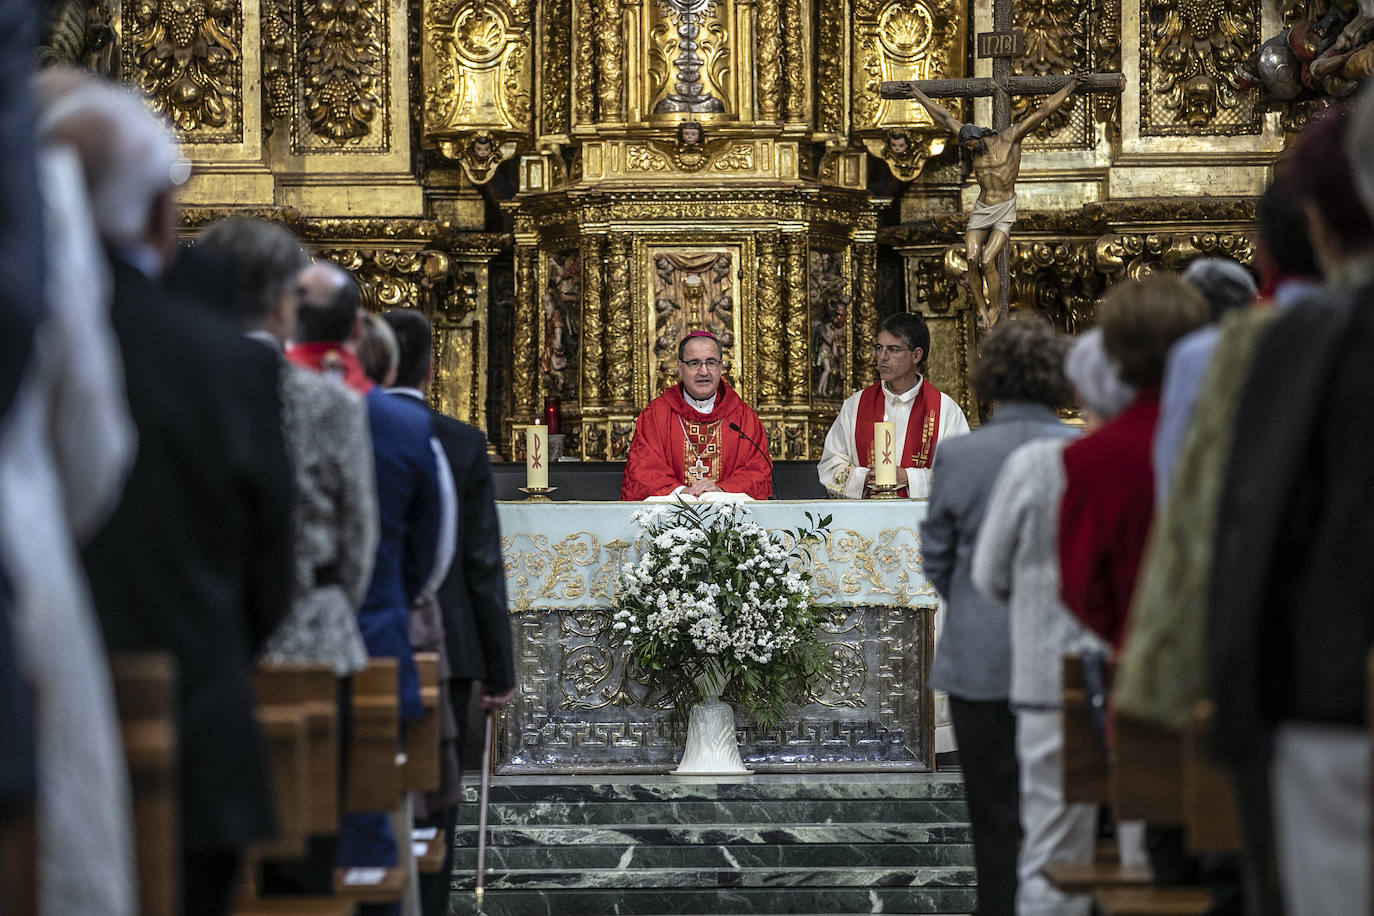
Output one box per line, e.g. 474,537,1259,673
871,344,913,356
680,358,722,371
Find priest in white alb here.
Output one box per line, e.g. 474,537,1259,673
817,312,970,499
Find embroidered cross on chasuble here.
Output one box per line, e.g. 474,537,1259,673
680,418,722,483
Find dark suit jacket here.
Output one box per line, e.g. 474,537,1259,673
359,388,441,720
83,258,294,852
1208,287,1371,765
423,408,515,692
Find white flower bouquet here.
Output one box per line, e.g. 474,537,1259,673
613,501,831,725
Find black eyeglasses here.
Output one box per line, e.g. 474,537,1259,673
679,359,722,371
870,345,913,356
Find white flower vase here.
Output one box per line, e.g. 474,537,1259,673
671,659,751,775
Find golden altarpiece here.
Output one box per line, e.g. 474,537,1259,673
42,0,1308,771
45,0,1294,454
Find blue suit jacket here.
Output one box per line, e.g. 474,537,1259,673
360,388,440,720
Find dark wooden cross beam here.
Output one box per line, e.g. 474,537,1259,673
878,0,1124,324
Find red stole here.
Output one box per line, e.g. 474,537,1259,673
854,381,943,493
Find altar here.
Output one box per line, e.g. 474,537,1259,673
495,499,937,774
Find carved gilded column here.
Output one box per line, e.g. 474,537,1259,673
756,0,781,121
596,0,624,121
543,0,573,134
580,234,606,405
513,244,541,429
756,233,785,405
574,0,597,125
854,235,878,386
784,234,809,403
606,234,633,408
781,0,806,123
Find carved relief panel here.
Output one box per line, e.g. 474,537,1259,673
126,0,243,140
294,0,390,151
852,0,961,131
541,250,582,401
1011,0,1097,150
1141,0,1261,135
423,0,533,135
809,249,852,401
646,248,740,394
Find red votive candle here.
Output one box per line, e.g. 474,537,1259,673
543,396,561,435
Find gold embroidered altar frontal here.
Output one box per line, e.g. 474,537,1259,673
495,499,938,773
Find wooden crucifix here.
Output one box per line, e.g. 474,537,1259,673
880,0,1124,329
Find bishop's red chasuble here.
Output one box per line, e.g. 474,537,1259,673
853,381,944,497
620,380,773,500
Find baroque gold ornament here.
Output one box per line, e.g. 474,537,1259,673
302,0,384,145
129,0,241,134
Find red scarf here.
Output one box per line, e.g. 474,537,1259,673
285,341,373,394
854,380,943,493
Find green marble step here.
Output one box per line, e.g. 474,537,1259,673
453,865,975,890
446,886,979,915
454,821,972,847
465,798,969,827
451,841,974,870
459,776,966,805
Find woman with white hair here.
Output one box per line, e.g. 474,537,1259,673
970,329,1130,916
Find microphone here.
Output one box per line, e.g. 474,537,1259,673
729,422,773,468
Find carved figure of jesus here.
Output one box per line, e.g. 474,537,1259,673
905,71,1087,330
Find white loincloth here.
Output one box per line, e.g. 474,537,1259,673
967,194,1017,234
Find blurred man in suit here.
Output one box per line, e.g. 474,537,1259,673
47,73,294,916
293,263,449,905
384,308,515,916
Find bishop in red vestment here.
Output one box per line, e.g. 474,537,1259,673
620,332,773,500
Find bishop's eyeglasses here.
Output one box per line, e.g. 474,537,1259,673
680,358,723,371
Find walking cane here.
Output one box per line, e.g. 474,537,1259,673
475,707,495,911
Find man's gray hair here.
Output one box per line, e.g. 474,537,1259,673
1064,328,1134,420
1180,258,1256,322
37,74,183,248
194,217,309,322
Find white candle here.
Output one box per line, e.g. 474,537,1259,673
526,422,549,490
873,421,897,487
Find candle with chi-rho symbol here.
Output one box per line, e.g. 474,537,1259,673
526,421,549,490
873,421,897,487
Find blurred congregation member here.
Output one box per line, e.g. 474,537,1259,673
384,308,516,916
293,262,451,904
1116,179,1320,916
971,329,1121,916
1057,275,1206,651
168,218,381,893
47,72,295,916
921,318,1075,916
1206,96,1374,916
1151,258,1256,505
0,66,139,914
359,312,400,387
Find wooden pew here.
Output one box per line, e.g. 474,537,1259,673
1182,701,1239,854
253,673,312,859
111,652,180,916
0,800,37,916
333,658,408,906
402,653,441,793
1062,656,1110,804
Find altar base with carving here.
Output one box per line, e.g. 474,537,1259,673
495,499,938,774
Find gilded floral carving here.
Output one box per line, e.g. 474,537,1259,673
1010,0,1089,147
649,250,736,393
262,0,293,129
128,0,241,135
1143,0,1260,135
542,0,573,134
302,0,384,145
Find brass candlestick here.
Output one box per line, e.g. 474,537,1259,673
868,483,902,500
518,486,557,501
